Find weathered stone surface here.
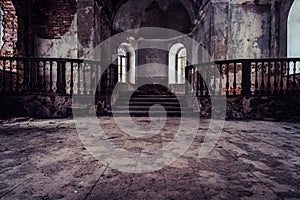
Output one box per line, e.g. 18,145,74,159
0,117,299,199
192,95,300,121
0,95,73,118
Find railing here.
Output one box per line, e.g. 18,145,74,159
186,58,300,97
0,57,118,95
1,57,300,97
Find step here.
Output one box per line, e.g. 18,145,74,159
108,110,187,117
115,102,185,106
108,110,197,117
118,95,183,100
118,96,183,101
112,106,192,111
109,90,194,117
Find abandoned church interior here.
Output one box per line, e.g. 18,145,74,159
0,0,299,119
0,0,300,199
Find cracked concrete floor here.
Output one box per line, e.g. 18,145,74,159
0,117,299,199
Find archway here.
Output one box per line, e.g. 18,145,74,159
113,0,193,86
169,43,187,84
288,0,300,73
117,43,136,84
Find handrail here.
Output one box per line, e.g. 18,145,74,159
0,57,118,95
186,57,300,97
195,57,300,66
0,57,299,97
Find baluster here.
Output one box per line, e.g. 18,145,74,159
83,63,87,95
185,66,189,95
56,61,60,94
105,64,110,93
205,64,210,96
261,63,265,95
212,64,216,96
189,67,192,94
43,61,46,92
280,61,284,95
196,68,199,96
29,60,33,91
190,66,193,94
9,59,13,93
109,65,113,93
267,61,271,95
23,59,27,92
219,64,223,95
293,60,296,94
233,62,237,96
274,62,278,95
95,63,99,95
241,61,251,96
226,63,229,96
200,66,204,96
185,66,188,96
16,60,19,93
2,59,6,92
49,61,53,93
105,65,110,94
90,63,93,95
111,64,116,91
120,57,123,83
286,61,290,95
254,62,258,95
56,61,66,94
70,62,74,95
35,60,39,92
100,67,105,94
104,67,108,93
193,67,197,96
77,62,81,95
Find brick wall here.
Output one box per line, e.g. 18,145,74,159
0,0,18,56
33,0,76,39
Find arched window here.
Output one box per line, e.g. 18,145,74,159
117,44,136,84
169,43,187,84
117,46,128,83
288,0,300,73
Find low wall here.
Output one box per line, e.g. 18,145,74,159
0,94,112,119
195,95,300,121
0,94,299,121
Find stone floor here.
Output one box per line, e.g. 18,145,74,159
0,117,299,200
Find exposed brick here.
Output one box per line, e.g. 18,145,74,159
33,0,77,39
0,0,18,57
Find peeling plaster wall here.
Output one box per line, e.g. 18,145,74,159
34,14,78,58
193,0,272,60
34,0,97,59
228,3,271,59
77,0,95,58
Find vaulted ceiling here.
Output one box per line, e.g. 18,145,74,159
112,0,196,33
98,0,203,20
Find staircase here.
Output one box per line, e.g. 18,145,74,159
109,84,195,117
